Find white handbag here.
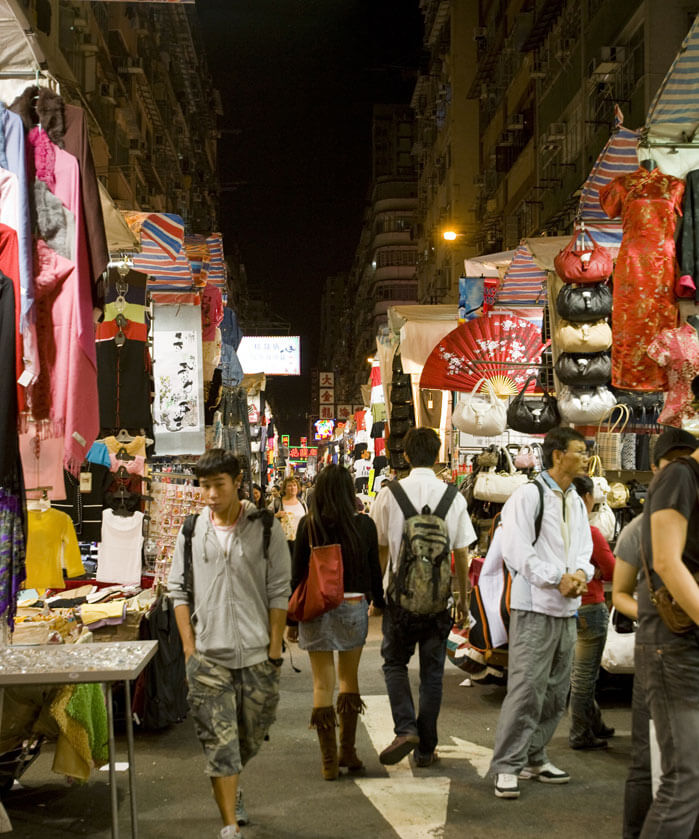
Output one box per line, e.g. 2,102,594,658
587,455,610,505
590,500,616,542
473,447,529,503
557,386,617,425
601,608,636,674
452,378,507,437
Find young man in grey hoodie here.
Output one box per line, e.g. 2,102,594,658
168,449,291,839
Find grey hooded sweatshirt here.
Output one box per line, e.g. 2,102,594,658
168,501,291,669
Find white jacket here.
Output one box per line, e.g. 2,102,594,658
501,474,594,617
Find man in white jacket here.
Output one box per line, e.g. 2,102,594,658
489,427,594,800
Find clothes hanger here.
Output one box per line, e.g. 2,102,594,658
26,486,52,512
115,428,135,443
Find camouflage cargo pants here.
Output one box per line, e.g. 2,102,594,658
186,652,280,777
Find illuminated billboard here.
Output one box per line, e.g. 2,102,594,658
237,336,301,376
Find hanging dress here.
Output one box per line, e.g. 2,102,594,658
646,323,699,427
599,167,684,391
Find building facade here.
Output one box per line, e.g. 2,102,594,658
471,0,698,252
14,0,220,233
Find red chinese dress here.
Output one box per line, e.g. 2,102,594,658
647,323,699,427
600,168,683,391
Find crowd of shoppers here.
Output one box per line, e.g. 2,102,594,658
167,424,699,839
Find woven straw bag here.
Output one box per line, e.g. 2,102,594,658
595,404,631,471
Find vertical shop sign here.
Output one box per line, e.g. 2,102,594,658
336,405,352,421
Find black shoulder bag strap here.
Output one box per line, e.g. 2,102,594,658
433,483,459,520
386,480,420,519
182,513,199,619
532,479,545,544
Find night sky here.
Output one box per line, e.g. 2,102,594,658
195,0,423,437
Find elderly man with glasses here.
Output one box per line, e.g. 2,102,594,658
489,426,594,800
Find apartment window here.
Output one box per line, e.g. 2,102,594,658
375,249,418,268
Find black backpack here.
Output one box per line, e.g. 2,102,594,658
386,481,459,616
182,508,274,623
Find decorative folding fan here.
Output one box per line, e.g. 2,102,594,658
420,313,549,397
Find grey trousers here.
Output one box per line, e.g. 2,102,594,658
489,609,577,775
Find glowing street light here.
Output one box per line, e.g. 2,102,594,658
443,230,458,241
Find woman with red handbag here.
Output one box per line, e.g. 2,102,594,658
286,465,385,779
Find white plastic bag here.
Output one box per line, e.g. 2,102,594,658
601,608,635,674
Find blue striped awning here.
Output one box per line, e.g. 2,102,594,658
577,108,640,251
646,14,699,142
122,211,185,261
495,243,546,306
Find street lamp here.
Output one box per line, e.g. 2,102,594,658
443,230,459,241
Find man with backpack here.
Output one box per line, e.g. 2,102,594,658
168,449,291,839
489,427,593,800
371,427,476,768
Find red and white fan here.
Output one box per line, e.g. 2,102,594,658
420,313,549,398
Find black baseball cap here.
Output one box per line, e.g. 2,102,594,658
653,427,699,466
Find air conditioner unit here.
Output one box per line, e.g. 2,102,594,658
601,45,626,63
542,140,561,152
99,82,117,103
507,113,525,130
497,131,514,147
548,122,566,140
592,45,626,76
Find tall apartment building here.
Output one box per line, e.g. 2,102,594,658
12,0,220,233
471,0,696,252
412,0,480,304
320,105,419,406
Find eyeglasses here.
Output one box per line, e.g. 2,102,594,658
565,447,589,456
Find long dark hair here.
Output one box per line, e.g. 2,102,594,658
308,465,362,574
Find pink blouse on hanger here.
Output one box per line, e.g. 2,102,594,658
647,323,699,427
28,129,99,474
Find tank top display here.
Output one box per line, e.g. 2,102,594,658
96,509,144,585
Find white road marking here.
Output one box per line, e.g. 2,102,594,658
357,695,495,837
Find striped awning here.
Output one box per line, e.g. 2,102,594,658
133,237,193,287
122,211,185,261
646,14,699,143
576,108,640,250
494,243,546,306
206,233,227,288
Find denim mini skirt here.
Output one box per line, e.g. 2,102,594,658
298,596,369,651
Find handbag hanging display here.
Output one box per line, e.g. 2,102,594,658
557,385,617,425
595,404,631,471
555,352,612,387
587,454,610,504
452,378,507,437
555,283,613,322
506,375,560,435
589,499,617,542
553,229,614,284
473,448,529,503
287,520,344,623
555,319,613,353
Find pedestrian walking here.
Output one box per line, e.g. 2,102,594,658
270,475,307,553
287,464,385,779
569,475,616,750
370,427,476,768
612,428,699,838
634,431,699,837
168,449,291,839
489,426,594,799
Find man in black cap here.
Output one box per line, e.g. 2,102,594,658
613,427,698,837
633,426,699,836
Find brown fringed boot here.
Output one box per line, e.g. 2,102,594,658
309,706,338,780
337,693,366,773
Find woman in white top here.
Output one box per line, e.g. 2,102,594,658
272,476,307,548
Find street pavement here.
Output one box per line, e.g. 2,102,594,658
3,617,633,838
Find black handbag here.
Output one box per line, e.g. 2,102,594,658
555,352,612,386
507,375,560,435
391,384,412,404
614,389,664,424
556,283,613,322
391,404,412,421
389,419,411,437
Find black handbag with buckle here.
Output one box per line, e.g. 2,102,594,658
556,283,613,322
555,352,612,386
506,375,560,435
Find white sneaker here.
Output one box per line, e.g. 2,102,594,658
494,773,520,798
219,825,241,839
519,762,570,784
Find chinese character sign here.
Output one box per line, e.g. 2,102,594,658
319,405,334,419
319,371,334,388
319,388,334,404
336,404,352,420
